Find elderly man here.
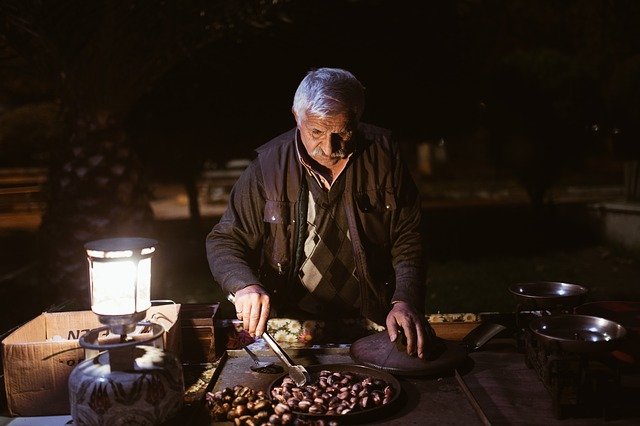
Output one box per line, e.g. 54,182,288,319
206,67,431,358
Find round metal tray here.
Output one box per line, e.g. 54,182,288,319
509,281,588,309
268,363,401,423
530,314,627,354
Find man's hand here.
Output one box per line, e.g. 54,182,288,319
234,284,270,337
385,301,434,359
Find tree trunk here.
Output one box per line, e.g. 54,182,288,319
184,174,202,227
624,160,640,202
38,112,155,307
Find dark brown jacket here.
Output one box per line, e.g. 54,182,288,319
206,123,425,324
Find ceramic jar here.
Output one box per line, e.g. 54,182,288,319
68,345,183,425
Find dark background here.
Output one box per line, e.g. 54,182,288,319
5,0,639,171
1,0,640,330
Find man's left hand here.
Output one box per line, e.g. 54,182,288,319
385,301,434,359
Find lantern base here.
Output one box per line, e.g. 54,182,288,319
69,345,184,426
97,311,147,336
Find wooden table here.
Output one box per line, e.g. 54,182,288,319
461,339,640,425
182,337,640,425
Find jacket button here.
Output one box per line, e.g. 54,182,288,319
271,215,276,221
385,204,391,209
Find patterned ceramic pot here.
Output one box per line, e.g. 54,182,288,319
68,345,183,425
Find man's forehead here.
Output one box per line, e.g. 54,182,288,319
303,112,356,128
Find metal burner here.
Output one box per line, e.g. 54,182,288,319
509,281,589,352
524,329,620,419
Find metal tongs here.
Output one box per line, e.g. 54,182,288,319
227,294,311,386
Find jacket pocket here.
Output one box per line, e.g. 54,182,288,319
355,189,397,213
264,200,290,224
354,188,396,252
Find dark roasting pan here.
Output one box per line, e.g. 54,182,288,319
349,321,506,376
529,314,627,354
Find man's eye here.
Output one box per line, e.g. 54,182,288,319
311,129,324,137
339,130,353,140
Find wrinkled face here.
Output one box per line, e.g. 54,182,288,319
295,111,356,168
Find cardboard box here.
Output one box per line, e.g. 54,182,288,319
179,303,218,364
1,304,181,417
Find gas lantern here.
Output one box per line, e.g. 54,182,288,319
68,238,183,425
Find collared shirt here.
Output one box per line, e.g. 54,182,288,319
293,131,361,317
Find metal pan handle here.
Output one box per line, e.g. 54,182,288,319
227,292,310,385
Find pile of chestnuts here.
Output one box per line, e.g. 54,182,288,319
206,370,394,425
271,370,394,416
206,385,280,425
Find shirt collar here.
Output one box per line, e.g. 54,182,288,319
295,129,327,189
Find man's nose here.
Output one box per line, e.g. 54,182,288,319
321,133,341,153
317,134,335,154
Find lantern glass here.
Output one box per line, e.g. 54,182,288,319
89,257,152,315
85,238,157,319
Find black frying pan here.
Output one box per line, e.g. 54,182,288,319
529,314,627,354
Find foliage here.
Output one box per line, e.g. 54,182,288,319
484,47,601,206
1,0,294,117
0,102,62,166
2,0,640,305
605,54,640,160
455,0,629,205
0,0,295,304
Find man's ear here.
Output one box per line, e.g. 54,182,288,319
292,108,298,124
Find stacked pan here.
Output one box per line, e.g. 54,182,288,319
509,282,629,356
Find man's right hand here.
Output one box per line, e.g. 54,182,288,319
234,284,270,337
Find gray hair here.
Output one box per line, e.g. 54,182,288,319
292,67,365,123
